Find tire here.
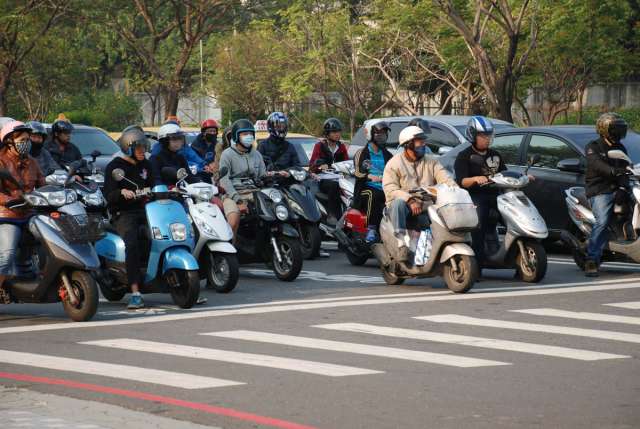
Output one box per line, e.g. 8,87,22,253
272,236,303,282
98,282,126,302
443,254,477,293
299,223,322,260
167,269,200,309
345,247,369,266
381,265,404,285
205,251,239,293
61,271,99,322
515,240,548,283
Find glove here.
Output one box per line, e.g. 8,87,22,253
613,167,629,177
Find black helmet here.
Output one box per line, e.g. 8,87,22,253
596,112,628,143
366,120,391,145
118,125,149,157
231,119,255,148
407,117,431,135
323,118,343,136
26,121,47,138
52,119,74,135
267,111,288,139
222,126,233,146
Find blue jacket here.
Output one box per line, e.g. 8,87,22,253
191,134,217,164
151,142,205,173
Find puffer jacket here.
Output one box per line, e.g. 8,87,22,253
0,147,45,221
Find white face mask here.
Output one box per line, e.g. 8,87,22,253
239,134,254,148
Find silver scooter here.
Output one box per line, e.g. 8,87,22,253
372,184,479,292
562,149,640,268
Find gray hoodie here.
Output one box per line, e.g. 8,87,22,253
219,144,266,202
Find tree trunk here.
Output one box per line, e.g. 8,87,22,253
577,87,585,124
0,75,9,116
439,85,452,115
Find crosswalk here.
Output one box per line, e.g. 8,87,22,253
1,300,638,391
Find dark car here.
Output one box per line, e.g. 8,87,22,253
439,125,640,237
45,124,120,173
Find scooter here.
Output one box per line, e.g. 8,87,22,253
95,167,201,308
479,168,548,282
562,149,640,268
0,169,101,321
372,184,479,292
179,169,239,293
314,160,356,237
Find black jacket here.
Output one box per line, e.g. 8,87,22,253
352,144,393,208
44,139,82,168
454,145,507,196
104,156,154,215
585,138,629,198
150,147,198,186
257,135,301,171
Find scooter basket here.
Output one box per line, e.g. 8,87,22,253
56,213,106,244
436,203,478,232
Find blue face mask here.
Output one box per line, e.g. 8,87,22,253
413,145,427,159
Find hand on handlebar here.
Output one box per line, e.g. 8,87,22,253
474,176,490,186
121,189,136,200
409,199,422,216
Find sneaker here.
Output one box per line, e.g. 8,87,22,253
127,293,144,309
196,296,208,305
585,259,599,277
365,227,379,243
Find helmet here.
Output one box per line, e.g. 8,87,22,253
158,123,183,141
0,117,15,130
201,118,219,132
364,120,391,142
465,116,494,143
1,120,32,144
596,112,628,142
407,117,431,134
323,118,343,136
398,125,427,147
267,112,288,139
222,126,233,146
118,125,149,157
26,121,47,138
230,119,255,143
52,119,74,135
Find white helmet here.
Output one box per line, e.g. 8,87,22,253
158,123,183,141
398,125,427,147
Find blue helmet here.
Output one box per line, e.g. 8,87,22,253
267,111,288,139
466,115,494,143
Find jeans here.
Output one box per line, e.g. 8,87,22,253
470,193,499,266
388,199,429,233
587,192,615,264
0,223,22,276
114,211,148,285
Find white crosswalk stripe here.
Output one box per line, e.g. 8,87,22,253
81,338,382,377
0,349,243,389
314,323,629,361
512,308,640,325
604,301,640,310
201,330,511,368
415,314,640,344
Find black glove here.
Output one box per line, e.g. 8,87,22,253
613,167,629,177
6,197,25,209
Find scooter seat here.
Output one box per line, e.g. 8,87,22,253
570,188,591,209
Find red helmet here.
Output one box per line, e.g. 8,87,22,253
201,119,220,132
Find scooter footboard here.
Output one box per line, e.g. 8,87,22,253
161,247,199,275
206,241,237,254
439,243,475,263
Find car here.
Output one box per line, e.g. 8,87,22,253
439,125,640,238
45,124,120,173
348,115,515,158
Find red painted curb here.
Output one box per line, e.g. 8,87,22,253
0,371,318,429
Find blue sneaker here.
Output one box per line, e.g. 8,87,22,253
127,294,144,309
365,227,379,243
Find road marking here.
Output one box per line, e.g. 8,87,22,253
314,323,628,361
415,315,640,344
549,257,640,268
202,330,510,368
0,350,242,389
242,269,386,284
604,301,640,310
548,258,640,270
512,308,640,326
1,278,639,335
81,338,381,377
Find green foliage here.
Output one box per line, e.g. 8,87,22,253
554,107,640,132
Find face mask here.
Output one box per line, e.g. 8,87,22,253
373,134,388,146
412,145,427,159
30,142,43,157
169,139,184,152
13,140,32,158
239,134,254,148
205,134,217,144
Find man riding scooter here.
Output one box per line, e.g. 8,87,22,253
258,112,301,171
26,121,60,175
45,116,82,169
583,113,630,277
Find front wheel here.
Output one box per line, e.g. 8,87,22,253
167,269,200,308
272,236,303,282
443,254,477,293
299,223,322,260
345,246,369,266
515,240,547,283
61,271,99,322
206,252,239,293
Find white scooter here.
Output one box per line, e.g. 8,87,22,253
179,170,239,293
315,160,356,237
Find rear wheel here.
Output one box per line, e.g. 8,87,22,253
515,240,548,282
299,223,322,260
272,236,303,282
205,251,239,293
443,254,476,293
98,280,126,302
167,269,200,308
345,247,369,266
61,271,99,322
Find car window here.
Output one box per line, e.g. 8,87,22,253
527,134,580,169
428,125,459,148
72,130,120,156
492,134,525,165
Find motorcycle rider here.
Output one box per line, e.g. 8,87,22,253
218,119,266,239
44,116,82,169
26,121,60,175
191,118,220,175
309,117,349,224
258,112,301,172
353,120,393,243
150,123,198,186
407,117,434,155
583,112,630,277
0,121,44,302
383,125,457,261
104,125,154,309
454,116,506,267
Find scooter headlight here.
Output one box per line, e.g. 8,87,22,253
291,170,307,182
197,189,214,202
170,223,187,241
46,190,67,207
83,191,104,206
25,194,48,207
270,190,283,203
275,205,288,220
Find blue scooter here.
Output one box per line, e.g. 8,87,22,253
95,168,201,308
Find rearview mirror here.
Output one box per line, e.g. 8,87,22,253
91,150,102,159
362,159,371,172
177,168,188,181
557,158,583,173
111,168,125,182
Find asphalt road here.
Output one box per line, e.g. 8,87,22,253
1,244,639,429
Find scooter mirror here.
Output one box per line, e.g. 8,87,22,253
218,166,229,179
177,168,188,180
112,168,126,182
608,150,631,164
362,159,372,172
